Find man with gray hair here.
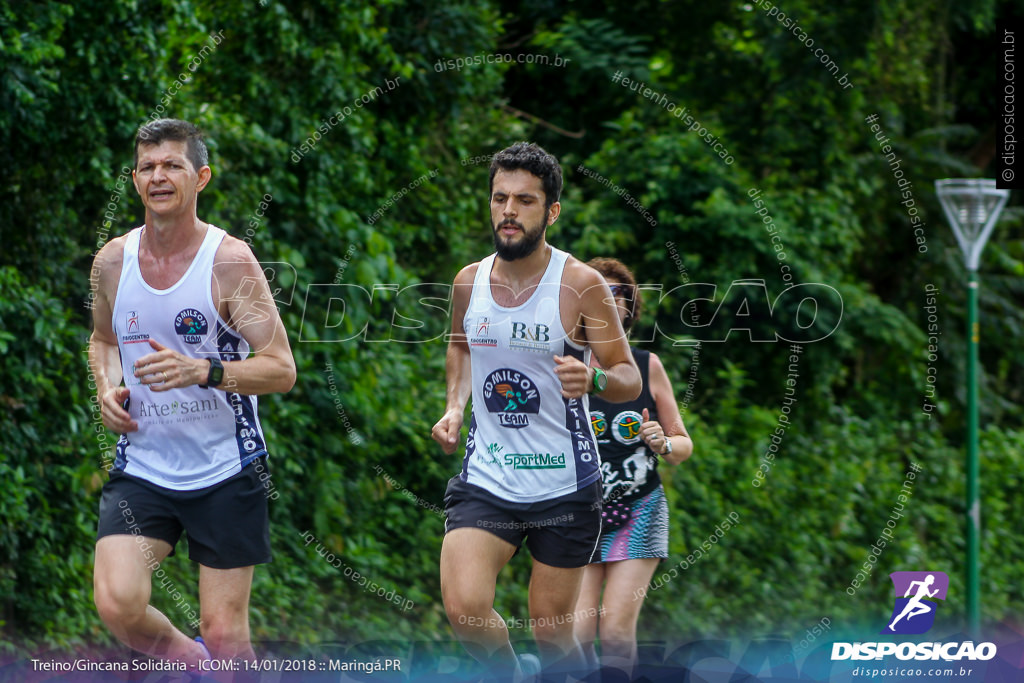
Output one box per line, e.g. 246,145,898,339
88,118,295,668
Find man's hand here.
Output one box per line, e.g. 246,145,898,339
133,339,208,391
431,410,464,454
553,355,591,399
100,386,137,433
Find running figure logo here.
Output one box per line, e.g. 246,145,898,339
174,308,209,344
496,384,528,411
482,368,541,429
882,571,949,635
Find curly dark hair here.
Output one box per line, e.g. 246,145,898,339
587,257,642,333
134,118,208,171
488,142,563,213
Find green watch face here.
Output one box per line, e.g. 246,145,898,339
208,359,224,386
593,368,608,393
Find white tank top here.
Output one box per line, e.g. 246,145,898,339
110,225,267,490
461,247,599,503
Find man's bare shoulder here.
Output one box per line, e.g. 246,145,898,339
450,262,481,308
93,234,129,270
213,233,260,266
454,261,481,285
561,256,605,294
92,234,131,292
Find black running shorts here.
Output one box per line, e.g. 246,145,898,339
443,475,603,568
97,458,272,569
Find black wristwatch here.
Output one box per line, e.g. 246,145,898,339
591,367,608,394
201,358,224,388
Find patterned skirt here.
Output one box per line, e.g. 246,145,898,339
597,485,669,562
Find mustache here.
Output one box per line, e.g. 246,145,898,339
497,219,524,230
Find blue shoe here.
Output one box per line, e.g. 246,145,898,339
517,653,541,681
186,637,212,681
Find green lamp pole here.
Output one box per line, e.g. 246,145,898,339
934,179,1009,638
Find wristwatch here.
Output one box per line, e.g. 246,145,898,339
591,367,608,394
201,358,224,388
661,437,673,456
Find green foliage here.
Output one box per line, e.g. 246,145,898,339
0,0,1021,661
0,267,100,647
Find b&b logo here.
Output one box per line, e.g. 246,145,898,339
482,368,541,429
174,308,208,344
882,571,949,635
509,321,551,353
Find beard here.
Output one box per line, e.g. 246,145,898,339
492,217,546,261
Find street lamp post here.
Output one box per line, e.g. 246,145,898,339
934,178,1009,638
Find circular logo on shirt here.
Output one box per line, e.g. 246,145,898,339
612,410,644,445
590,410,607,439
174,308,209,344
482,368,541,429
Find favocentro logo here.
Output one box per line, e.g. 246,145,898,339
831,641,996,662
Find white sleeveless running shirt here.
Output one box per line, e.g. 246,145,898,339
110,225,267,490
461,247,600,503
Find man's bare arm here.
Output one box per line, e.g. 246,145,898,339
133,238,296,395
431,265,476,454
556,263,640,402
88,238,137,433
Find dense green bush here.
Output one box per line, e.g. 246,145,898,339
1,0,1021,661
